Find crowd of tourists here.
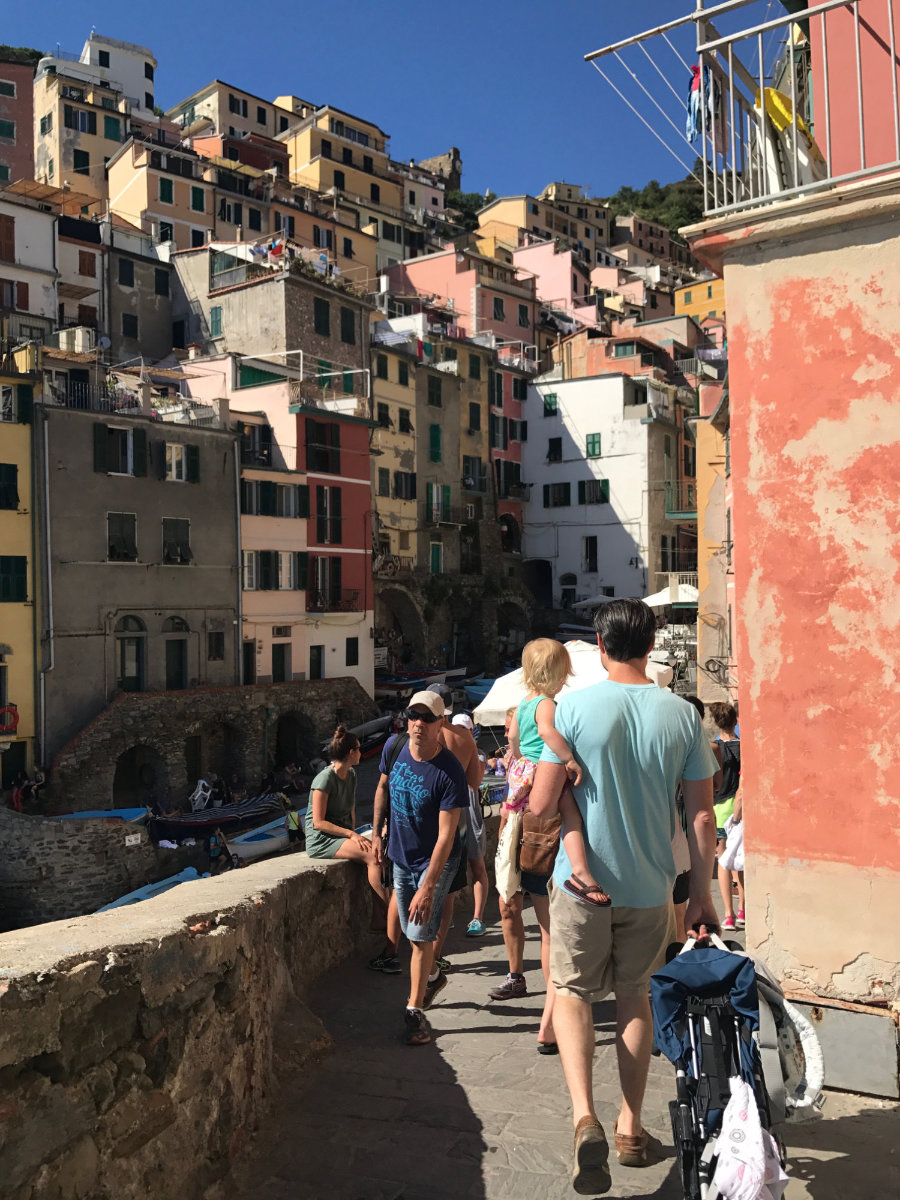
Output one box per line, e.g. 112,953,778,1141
304,597,742,1195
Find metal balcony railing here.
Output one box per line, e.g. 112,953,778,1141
585,0,900,220
425,504,467,526
665,480,698,518
506,482,532,501
461,473,489,493
307,588,361,613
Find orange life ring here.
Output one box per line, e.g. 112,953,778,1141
0,707,18,734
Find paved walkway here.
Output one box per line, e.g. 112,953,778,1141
229,900,898,1200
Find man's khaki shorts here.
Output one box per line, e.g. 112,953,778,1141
549,886,674,1002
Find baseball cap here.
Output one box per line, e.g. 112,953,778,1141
407,690,445,719
451,713,475,731
425,681,453,714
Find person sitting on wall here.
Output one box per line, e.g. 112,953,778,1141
259,770,277,796
285,799,304,847
208,827,229,874
225,773,247,804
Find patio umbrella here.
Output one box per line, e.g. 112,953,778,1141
473,640,673,726
641,583,699,607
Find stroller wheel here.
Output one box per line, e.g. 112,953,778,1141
669,1101,701,1200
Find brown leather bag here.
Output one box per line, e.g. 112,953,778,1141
518,810,562,877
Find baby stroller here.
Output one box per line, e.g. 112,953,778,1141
651,933,824,1200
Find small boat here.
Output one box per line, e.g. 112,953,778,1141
59,807,149,824
149,792,286,841
97,866,208,912
321,713,395,760
464,677,497,706
227,815,289,862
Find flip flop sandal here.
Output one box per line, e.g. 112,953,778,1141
564,874,612,907
537,1041,560,1055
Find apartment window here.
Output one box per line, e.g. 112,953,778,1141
586,433,602,458
543,392,558,416
492,296,505,321
582,535,598,574
683,290,692,304
342,146,353,165
107,512,137,562
547,437,562,463
166,443,186,481
340,306,356,344
579,478,610,505
278,552,295,591
429,541,443,575
370,182,380,203
94,424,146,476
363,154,373,174
228,94,248,117
309,645,324,680
346,637,359,667
0,463,18,509
63,107,96,134
333,169,345,191
377,467,390,496
190,229,205,248
157,176,174,204
429,423,442,463
73,149,90,176
162,518,192,565
306,418,341,474
542,482,571,508
394,471,416,500
207,632,225,661
78,250,96,277
0,556,27,602
468,402,481,432
121,313,138,339
314,296,330,337
255,104,266,126
186,184,204,213
0,214,12,264
209,306,222,337
0,119,14,143
315,485,342,544
377,402,390,428
489,412,508,451
40,113,53,136
398,359,409,386
427,375,442,407
398,408,412,433
660,534,670,573
513,377,528,401
320,138,332,159
245,207,261,232
488,370,502,408
242,550,256,590
518,303,530,328
118,258,134,287
468,354,481,380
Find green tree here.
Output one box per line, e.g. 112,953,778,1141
446,189,496,232
0,45,44,67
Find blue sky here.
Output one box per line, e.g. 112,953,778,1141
9,1,779,199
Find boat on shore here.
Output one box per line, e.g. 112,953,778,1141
149,792,286,842
59,807,149,824
321,713,395,760
96,866,208,912
226,815,291,862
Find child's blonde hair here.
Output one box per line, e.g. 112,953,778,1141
521,638,572,697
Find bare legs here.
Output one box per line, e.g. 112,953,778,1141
408,940,433,1009
716,838,744,921
433,892,455,963
554,992,598,1125
333,837,390,909
470,856,489,923
531,893,556,1045
498,891,525,974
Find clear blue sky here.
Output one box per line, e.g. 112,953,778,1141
8,0,779,199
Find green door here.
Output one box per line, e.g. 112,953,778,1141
165,639,187,690
430,542,443,575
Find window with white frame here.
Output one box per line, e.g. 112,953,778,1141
242,550,257,590
166,443,186,481
278,551,295,590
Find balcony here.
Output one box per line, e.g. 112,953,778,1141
507,482,532,501
461,473,488,493
665,480,697,520
307,588,362,613
425,504,467,526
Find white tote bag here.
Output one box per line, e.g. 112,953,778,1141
494,809,522,902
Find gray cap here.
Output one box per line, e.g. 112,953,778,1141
426,681,453,714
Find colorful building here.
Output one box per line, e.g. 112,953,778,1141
675,275,726,324
0,54,36,186
478,183,612,267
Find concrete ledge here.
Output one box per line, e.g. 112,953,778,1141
0,851,373,1200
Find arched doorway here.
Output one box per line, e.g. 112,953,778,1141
115,615,147,692
113,743,168,808
162,616,189,690
374,586,426,670
499,513,521,554
274,711,318,771
523,559,553,608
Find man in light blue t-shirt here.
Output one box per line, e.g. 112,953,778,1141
529,599,718,1195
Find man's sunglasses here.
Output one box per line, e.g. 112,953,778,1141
403,708,442,724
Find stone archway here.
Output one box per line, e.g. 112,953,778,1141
274,710,318,771
112,743,169,808
374,584,427,670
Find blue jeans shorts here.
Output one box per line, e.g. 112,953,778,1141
520,870,549,897
393,851,460,943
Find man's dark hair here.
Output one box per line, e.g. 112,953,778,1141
592,598,656,662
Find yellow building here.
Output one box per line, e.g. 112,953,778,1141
167,80,301,143
371,345,419,568
478,183,611,266
0,354,38,785
675,275,726,322
107,138,214,251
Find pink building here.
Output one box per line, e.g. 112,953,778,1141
0,58,35,186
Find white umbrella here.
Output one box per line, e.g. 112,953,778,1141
571,593,619,611
473,640,672,726
642,583,699,608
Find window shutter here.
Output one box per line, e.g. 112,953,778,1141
259,480,277,515
16,384,32,425
442,484,450,515
93,423,108,473
332,487,342,544
258,550,274,590
520,420,527,442
578,480,586,505
393,470,401,499
295,551,308,589
0,464,19,509
88,111,96,135
155,439,167,480
185,444,200,482
543,484,550,509
502,417,509,450
601,479,610,503
429,423,441,462
410,472,416,500
297,484,310,517
132,428,147,476
330,556,342,596
563,482,571,505
425,486,433,522
15,282,28,311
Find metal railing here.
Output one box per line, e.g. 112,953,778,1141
585,0,900,219
665,480,698,517
307,588,361,613
43,383,143,414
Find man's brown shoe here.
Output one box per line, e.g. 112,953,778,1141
572,1116,611,1195
614,1124,662,1167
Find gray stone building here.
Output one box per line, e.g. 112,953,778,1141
31,390,241,769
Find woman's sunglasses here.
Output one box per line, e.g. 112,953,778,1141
403,708,442,724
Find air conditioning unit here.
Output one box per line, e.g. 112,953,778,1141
465,504,476,520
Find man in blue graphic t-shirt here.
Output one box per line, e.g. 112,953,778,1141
372,690,468,1046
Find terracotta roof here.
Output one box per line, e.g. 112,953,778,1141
42,348,98,364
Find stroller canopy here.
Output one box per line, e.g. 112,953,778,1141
651,947,760,1065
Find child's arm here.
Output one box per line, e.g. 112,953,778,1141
508,712,521,760
535,698,583,786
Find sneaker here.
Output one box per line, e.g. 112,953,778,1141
404,1008,432,1046
722,916,736,931
489,973,527,1001
422,970,447,1010
368,949,402,974
434,956,451,972
735,909,745,929
466,918,486,937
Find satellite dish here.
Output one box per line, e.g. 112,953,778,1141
97,336,111,349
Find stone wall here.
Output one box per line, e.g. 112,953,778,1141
0,852,374,1200
45,677,378,813
0,808,207,933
